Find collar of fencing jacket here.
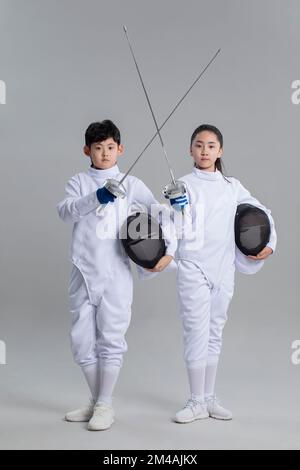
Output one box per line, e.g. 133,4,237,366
193,166,223,181
87,164,120,180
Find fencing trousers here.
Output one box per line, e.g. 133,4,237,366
68,263,133,369
177,259,234,369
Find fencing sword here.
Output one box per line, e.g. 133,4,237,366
96,34,221,214
120,45,221,183
123,25,187,214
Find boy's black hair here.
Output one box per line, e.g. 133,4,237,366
190,124,230,181
85,120,121,147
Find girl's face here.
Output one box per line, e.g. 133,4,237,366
190,130,223,172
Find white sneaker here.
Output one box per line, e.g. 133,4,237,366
65,399,95,422
205,396,233,420
87,401,114,431
174,398,209,423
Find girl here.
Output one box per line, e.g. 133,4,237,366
168,124,277,423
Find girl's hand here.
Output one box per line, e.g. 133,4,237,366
170,195,188,211
247,246,273,261
146,255,173,272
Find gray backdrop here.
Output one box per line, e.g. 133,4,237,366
0,0,299,450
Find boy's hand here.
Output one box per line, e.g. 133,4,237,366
146,255,173,272
96,186,117,205
247,246,273,261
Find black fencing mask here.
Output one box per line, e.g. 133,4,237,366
120,212,166,269
235,204,271,256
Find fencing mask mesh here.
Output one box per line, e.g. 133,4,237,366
120,212,166,269
235,203,271,256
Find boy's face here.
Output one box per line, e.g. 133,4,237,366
190,130,223,172
84,137,124,169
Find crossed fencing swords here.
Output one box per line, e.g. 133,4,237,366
96,26,221,216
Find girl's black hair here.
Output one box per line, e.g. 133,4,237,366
190,124,231,182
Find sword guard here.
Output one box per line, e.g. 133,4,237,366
162,180,187,200
104,179,127,199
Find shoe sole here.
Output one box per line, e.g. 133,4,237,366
209,414,233,421
174,413,209,424
87,419,114,431
65,416,92,422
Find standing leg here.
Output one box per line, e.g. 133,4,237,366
174,260,211,423
81,363,100,404
206,270,234,395
205,270,234,420
98,364,121,405
65,265,99,422
204,357,219,400
88,262,133,431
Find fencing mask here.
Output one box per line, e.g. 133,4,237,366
234,203,271,275
120,212,166,269
235,203,271,256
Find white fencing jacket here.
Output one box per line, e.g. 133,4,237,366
57,165,177,304
175,167,277,288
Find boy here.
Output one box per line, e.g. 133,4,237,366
57,120,175,431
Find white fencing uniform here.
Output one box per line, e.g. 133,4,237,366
57,165,176,369
175,167,277,369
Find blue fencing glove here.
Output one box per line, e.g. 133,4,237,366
169,195,188,211
96,186,117,205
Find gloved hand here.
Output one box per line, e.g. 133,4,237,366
169,194,188,211
96,186,117,205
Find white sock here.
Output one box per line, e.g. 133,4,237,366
97,364,120,405
81,362,100,404
187,366,206,403
204,359,219,399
